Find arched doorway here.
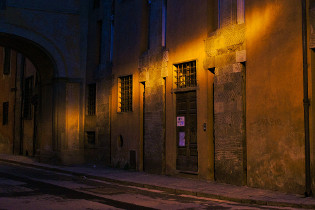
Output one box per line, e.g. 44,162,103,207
0,33,59,161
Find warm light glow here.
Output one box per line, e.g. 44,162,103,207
246,2,280,48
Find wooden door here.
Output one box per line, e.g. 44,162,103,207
176,91,198,172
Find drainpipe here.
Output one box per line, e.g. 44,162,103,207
302,0,312,197
19,55,25,155
12,52,18,154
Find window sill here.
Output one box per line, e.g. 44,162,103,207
172,86,199,93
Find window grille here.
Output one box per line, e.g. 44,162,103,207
3,48,10,75
88,83,96,115
24,76,33,119
219,0,244,28
86,131,96,144
118,75,132,112
2,102,8,125
175,61,197,88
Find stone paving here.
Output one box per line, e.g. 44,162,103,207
0,154,314,209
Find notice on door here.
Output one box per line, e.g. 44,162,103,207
179,132,185,147
177,116,185,127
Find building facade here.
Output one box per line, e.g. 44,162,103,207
0,0,314,195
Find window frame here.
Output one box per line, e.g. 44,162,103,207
118,75,133,112
218,0,244,28
174,61,197,89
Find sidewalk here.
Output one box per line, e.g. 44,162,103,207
0,154,314,209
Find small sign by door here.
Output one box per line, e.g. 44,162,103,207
177,116,185,127
179,132,185,147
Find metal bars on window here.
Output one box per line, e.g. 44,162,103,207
175,61,197,88
219,0,243,28
119,75,132,112
88,84,96,115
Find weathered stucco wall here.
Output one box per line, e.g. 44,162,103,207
308,0,315,195
0,47,16,154
246,0,305,193
84,1,112,164
110,0,146,169
138,0,166,174
166,0,213,179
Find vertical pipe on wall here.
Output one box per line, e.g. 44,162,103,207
163,77,166,174
302,0,312,197
12,52,18,154
19,55,25,155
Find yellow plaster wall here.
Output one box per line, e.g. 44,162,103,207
110,0,145,169
246,0,305,193
165,0,214,179
0,47,16,154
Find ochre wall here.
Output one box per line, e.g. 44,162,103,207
246,0,305,193
166,0,214,179
0,47,16,154
110,0,146,169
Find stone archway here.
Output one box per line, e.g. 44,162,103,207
0,33,56,159
0,33,84,164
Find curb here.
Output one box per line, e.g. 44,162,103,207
0,158,314,209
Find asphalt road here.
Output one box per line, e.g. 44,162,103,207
0,162,302,210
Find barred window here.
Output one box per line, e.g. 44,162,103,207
219,0,244,28
2,102,8,125
118,75,132,112
24,76,33,119
175,61,197,88
88,83,96,115
3,48,10,75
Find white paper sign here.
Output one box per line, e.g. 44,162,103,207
177,116,185,127
179,132,185,147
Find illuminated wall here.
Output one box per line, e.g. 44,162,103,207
0,47,37,156
109,0,147,169
0,47,16,154
246,0,305,193
165,0,213,179
205,22,247,185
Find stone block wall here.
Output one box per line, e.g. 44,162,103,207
205,23,246,185
214,63,246,185
139,48,167,174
